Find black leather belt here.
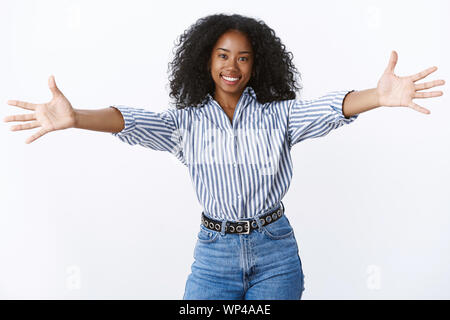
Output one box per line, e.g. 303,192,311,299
201,202,285,235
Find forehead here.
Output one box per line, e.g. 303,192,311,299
213,30,252,51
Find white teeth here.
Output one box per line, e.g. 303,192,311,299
222,75,239,81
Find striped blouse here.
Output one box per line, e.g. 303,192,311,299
110,86,359,221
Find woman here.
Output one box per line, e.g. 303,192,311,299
4,14,445,299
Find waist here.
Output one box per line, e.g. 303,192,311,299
201,202,285,235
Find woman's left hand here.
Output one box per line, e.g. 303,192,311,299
376,51,445,114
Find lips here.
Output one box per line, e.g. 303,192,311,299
220,74,241,84
221,74,241,79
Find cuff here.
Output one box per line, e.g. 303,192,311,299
330,90,359,121
109,105,136,136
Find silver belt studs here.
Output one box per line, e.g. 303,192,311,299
201,206,283,235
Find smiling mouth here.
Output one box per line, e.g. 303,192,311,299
220,74,241,84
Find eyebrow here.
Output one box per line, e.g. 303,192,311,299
217,48,252,54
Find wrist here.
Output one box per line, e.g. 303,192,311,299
72,109,80,129
374,88,382,107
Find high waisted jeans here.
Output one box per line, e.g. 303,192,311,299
183,205,305,300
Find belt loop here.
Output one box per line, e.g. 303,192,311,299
220,219,227,236
255,214,263,232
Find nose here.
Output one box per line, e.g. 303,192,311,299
224,58,239,70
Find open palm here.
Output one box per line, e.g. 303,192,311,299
4,76,76,144
376,51,445,114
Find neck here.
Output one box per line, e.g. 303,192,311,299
213,88,244,111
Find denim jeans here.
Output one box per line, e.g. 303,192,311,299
183,205,305,300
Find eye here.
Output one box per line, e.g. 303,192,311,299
239,57,248,61
218,54,227,59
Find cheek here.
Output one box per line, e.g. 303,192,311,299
245,67,253,79
244,63,253,75
210,64,221,78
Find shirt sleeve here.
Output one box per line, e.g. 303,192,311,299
287,90,359,149
110,105,185,163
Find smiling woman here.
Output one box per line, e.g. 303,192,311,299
4,11,445,302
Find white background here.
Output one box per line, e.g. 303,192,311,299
1,0,449,299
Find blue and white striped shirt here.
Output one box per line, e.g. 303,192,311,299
111,87,358,221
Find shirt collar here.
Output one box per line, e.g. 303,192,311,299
199,86,256,129
243,86,257,99
204,86,256,104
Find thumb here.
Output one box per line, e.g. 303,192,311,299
384,50,398,74
48,75,62,97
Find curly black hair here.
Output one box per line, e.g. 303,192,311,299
168,13,302,109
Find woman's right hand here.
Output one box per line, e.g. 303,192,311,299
4,75,76,144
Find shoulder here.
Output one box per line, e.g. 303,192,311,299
261,99,295,123
164,104,207,129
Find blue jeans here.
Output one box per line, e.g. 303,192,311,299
183,205,305,300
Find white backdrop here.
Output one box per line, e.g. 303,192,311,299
1,0,449,299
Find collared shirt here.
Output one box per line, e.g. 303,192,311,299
111,86,358,221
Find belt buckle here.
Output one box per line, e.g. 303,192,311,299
237,220,250,234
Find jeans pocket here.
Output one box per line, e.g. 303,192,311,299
262,215,294,240
197,225,220,243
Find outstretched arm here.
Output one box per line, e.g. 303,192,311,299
342,51,445,118
74,107,124,133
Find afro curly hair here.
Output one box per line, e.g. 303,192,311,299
168,13,302,109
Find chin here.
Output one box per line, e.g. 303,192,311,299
216,82,247,95
222,86,243,93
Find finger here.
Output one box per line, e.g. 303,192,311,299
415,79,446,91
3,113,36,122
384,50,398,74
411,66,438,82
408,101,431,114
25,128,48,144
10,121,40,132
48,75,62,98
6,100,37,111
414,91,444,99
